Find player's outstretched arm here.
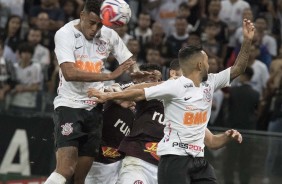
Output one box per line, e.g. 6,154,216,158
204,128,242,150
230,19,255,81
88,88,146,103
60,60,134,82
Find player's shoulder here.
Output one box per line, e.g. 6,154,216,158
100,26,119,39
55,20,75,37
168,76,191,88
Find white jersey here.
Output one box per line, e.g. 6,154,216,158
54,20,132,110
144,68,231,157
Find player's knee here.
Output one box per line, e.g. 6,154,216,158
55,147,78,179
56,164,77,180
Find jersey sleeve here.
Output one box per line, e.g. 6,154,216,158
208,68,231,91
107,27,132,64
54,29,76,65
144,80,177,101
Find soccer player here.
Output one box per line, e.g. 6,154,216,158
116,64,164,184
113,62,242,184
44,0,142,184
88,19,254,184
85,97,135,184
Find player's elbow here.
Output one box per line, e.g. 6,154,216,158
204,137,218,150
61,63,78,81
63,70,78,81
207,144,221,150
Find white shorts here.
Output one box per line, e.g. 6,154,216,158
85,161,122,184
116,156,158,184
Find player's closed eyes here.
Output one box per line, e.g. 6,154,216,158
89,21,103,29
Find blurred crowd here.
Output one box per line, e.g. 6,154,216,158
0,0,282,133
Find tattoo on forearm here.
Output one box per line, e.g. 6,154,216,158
230,39,252,80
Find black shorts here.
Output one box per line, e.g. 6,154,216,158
53,106,103,157
158,155,217,184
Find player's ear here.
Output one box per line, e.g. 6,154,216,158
169,70,175,78
197,60,203,71
80,11,85,20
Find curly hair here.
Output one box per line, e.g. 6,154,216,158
139,63,162,73
83,0,104,15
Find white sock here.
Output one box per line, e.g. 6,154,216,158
44,172,66,184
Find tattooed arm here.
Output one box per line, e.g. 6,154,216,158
230,19,255,81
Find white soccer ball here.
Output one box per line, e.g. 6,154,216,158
100,0,131,28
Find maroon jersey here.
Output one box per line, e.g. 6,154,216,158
96,101,134,164
118,99,165,165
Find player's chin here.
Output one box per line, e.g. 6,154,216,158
85,32,96,40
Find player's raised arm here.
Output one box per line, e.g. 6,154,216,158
230,19,255,81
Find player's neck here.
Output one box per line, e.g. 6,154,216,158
74,22,82,33
184,72,202,87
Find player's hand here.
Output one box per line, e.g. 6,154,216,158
243,19,255,40
225,129,243,143
117,100,136,110
110,60,135,80
87,88,108,103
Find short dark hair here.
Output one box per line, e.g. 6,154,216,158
18,42,34,55
84,0,103,15
139,63,162,73
178,45,203,63
169,59,180,70
243,66,254,80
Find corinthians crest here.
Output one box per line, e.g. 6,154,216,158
61,123,73,136
96,40,108,55
203,86,212,102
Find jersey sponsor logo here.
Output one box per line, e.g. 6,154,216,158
183,111,208,126
144,142,160,161
152,111,165,125
172,142,203,153
184,83,193,88
114,119,130,136
73,99,97,106
185,105,199,111
61,123,73,136
133,180,144,184
101,146,121,158
75,60,102,73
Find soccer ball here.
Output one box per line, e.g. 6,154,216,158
100,0,131,28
